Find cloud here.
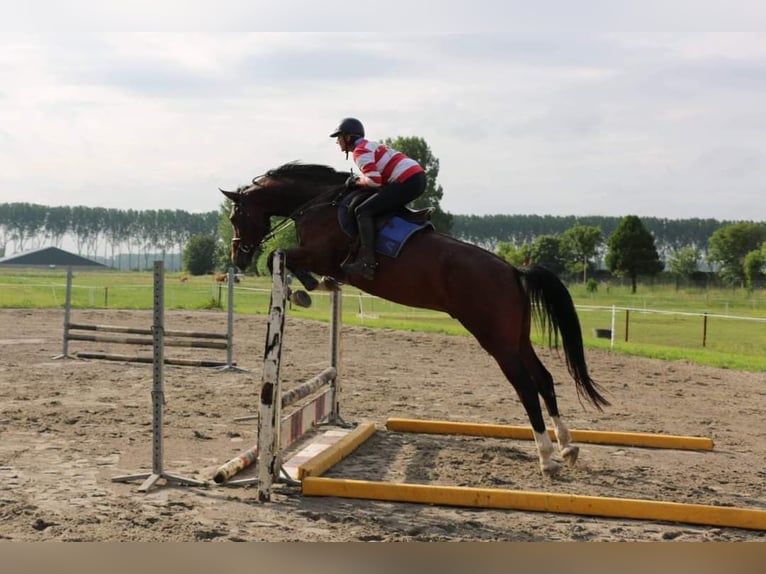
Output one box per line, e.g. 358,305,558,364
0,31,765,223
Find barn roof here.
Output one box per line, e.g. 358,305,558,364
0,246,109,269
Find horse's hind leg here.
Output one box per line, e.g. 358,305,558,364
522,346,579,466
495,354,560,474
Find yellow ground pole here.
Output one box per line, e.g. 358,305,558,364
298,422,376,480
386,418,714,451
302,477,766,531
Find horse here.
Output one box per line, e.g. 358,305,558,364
214,272,240,283
221,162,609,474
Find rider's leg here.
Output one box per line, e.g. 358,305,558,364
341,212,377,280
341,173,427,280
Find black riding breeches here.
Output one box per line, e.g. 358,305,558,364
354,171,427,219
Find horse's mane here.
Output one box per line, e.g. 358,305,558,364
265,162,346,186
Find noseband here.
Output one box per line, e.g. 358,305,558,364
232,237,255,254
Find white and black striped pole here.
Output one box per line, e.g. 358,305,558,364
256,250,288,501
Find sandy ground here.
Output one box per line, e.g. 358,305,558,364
0,307,764,542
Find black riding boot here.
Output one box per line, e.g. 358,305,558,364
341,215,377,280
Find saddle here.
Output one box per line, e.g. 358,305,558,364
338,189,434,258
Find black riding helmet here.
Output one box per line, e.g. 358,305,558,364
330,117,365,138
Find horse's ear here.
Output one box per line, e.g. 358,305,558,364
220,189,239,202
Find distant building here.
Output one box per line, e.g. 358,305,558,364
0,247,110,269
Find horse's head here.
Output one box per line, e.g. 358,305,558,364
221,185,271,271
221,162,348,270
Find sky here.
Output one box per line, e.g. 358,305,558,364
2,6,765,222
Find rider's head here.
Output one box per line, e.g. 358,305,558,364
330,117,364,153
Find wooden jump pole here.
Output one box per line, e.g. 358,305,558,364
214,251,346,494
67,323,228,339
111,261,206,493
297,423,376,480
213,383,344,485
302,477,766,531
55,265,241,369
279,366,336,408
386,418,714,451
254,250,289,500
76,352,230,368
67,332,228,349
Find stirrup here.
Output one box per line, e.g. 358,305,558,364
341,258,377,280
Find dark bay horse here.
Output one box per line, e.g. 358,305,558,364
221,162,609,474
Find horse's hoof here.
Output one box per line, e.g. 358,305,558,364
318,276,340,291
561,445,579,467
290,290,312,308
541,460,562,476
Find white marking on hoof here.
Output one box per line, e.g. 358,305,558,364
561,445,579,467
533,430,557,474
551,415,573,450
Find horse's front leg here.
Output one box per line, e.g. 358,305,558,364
267,249,318,290
267,248,330,308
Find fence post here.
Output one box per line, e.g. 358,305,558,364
150,260,165,479
625,309,630,343
610,305,616,348
53,267,73,360
703,312,708,347
216,266,247,372
330,288,342,424
111,260,206,492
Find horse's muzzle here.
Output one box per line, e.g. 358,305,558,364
231,240,255,271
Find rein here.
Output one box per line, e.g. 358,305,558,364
253,182,347,247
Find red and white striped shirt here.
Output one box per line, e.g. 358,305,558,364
352,139,424,188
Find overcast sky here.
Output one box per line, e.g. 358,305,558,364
1,23,765,221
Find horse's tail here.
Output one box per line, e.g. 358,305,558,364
519,265,610,410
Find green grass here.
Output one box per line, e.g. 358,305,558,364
568,281,766,317
2,268,765,372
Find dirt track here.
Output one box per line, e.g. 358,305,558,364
1,308,764,541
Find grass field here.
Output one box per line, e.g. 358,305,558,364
1,267,765,371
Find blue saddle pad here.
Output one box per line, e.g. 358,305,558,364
338,193,432,258
375,217,432,258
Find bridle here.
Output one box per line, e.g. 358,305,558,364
229,176,348,256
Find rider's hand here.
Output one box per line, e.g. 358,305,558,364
345,175,359,190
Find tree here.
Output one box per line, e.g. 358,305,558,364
495,241,531,266
216,200,237,272
382,136,453,233
605,215,664,293
183,235,218,275
529,235,566,276
44,206,72,248
707,222,766,286
743,244,766,290
560,224,603,283
667,246,701,288
255,224,298,276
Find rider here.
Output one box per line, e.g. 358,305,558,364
330,117,427,280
